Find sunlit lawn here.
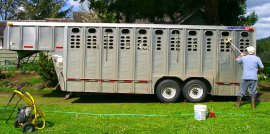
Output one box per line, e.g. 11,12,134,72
0,90,270,134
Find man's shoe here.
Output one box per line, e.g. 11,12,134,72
234,96,242,107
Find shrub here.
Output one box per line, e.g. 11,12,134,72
34,52,58,87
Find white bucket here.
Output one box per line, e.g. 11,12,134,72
194,104,207,120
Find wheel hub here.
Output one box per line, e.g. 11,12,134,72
161,85,176,99
188,84,203,99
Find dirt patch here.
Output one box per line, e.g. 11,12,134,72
0,71,46,90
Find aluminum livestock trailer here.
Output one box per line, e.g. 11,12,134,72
2,22,256,102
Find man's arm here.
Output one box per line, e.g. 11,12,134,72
236,53,245,62
258,57,264,69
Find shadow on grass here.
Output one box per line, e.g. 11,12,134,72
45,121,54,128
41,89,66,98
40,89,269,104
71,93,249,103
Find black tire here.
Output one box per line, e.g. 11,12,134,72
183,80,208,102
155,79,181,103
22,122,35,133
14,118,20,128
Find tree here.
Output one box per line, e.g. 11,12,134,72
81,0,257,26
257,36,270,63
35,52,58,86
88,0,118,23
0,0,20,20
14,0,72,20
218,0,257,26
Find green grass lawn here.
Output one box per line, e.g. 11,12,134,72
0,91,270,134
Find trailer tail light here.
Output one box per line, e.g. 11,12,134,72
56,46,63,49
245,27,254,31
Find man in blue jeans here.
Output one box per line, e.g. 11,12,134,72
235,46,264,109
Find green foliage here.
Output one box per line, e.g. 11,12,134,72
87,0,204,23
257,37,270,63
0,0,20,20
0,62,16,77
14,0,72,20
89,0,118,23
83,0,257,25
18,61,38,74
239,11,258,26
257,38,270,85
34,52,58,87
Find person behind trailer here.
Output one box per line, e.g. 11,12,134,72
235,46,264,109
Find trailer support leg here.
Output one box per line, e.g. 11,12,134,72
64,92,73,100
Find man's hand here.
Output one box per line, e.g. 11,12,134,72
236,53,245,61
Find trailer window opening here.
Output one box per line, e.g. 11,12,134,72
187,37,197,51
139,29,147,34
137,34,148,50
172,30,180,34
105,28,113,33
86,35,97,49
188,31,197,36
206,38,212,51
72,28,80,33
70,33,80,49
241,32,249,37
122,29,130,34
88,28,96,33
156,36,162,50
155,30,163,35
221,32,229,36
205,31,213,36
170,36,181,51
120,35,131,50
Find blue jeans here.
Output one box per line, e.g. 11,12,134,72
238,80,257,97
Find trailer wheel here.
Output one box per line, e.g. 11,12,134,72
156,79,181,103
183,80,208,102
22,122,35,133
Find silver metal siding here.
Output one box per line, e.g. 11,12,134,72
22,27,36,50
66,27,83,92
168,29,182,76
117,28,134,93
101,27,117,92
217,30,234,95
185,29,201,76
152,29,166,76
9,26,21,50
134,28,150,93
38,27,53,50
202,30,216,76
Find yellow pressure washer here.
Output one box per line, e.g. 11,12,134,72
3,88,45,133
